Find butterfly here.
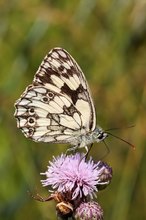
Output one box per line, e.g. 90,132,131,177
14,47,107,151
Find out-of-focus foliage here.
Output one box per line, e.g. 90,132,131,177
0,0,146,219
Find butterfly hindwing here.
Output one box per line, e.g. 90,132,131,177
14,48,96,143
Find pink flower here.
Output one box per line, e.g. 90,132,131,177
41,153,112,200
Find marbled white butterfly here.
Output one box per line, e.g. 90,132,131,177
14,47,107,151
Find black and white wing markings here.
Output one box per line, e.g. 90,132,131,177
14,47,96,144
34,48,96,131
15,85,84,143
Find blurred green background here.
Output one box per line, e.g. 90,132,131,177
0,0,146,219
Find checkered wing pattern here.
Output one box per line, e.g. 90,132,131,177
14,48,96,144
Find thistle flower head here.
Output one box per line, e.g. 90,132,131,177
41,153,112,200
74,201,103,220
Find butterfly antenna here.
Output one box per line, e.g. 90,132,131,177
106,132,135,149
105,125,135,132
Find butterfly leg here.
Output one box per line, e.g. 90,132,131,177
84,143,93,159
65,145,79,154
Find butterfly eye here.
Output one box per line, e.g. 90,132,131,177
27,117,36,126
28,108,35,115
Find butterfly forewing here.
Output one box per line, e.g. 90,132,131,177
34,48,96,130
14,47,96,144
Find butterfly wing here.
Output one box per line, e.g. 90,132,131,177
14,47,96,143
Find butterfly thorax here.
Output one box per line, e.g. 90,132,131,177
71,127,108,148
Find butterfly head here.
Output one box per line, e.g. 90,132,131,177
94,127,108,143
